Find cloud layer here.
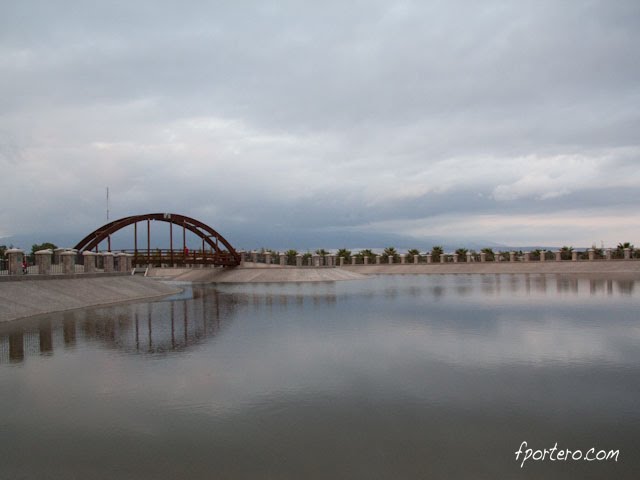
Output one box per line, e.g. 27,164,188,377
1,0,639,248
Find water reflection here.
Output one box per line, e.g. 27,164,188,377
1,274,640,479
0,286,239,364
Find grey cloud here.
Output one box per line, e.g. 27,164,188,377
1,0,639,247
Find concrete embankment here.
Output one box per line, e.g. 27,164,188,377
147,265,367,282
146,260,640,283
341,261,640,275
0,275,181,323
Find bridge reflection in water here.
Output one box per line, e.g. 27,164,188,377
0,286,240,364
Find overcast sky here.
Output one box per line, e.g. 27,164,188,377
1,0,639,250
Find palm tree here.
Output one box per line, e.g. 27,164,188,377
336,248,351,262
455,248,468,262
381,246,398,263
615,242,634,259
285,249,298,265
481,248,495,261
431,246,443,262
407,248,420,263
315,248,329,257
560,246,573,260
356,249,374,264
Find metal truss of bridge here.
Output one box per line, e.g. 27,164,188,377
74,213,241,267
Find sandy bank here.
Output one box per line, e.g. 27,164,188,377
0,276,181,323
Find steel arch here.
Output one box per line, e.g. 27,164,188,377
74,213,240,266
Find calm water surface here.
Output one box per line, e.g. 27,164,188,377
1,274,639,479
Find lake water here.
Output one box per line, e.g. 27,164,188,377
1,274,639,479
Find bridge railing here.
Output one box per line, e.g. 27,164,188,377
119,249,238,267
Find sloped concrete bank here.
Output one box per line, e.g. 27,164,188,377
0,276,181,323
341,261,640,275
146,261,640,283
147,266,368,283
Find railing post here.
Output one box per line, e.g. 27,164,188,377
125,254,134,271
364,255,369,265
279,253,286,266
480,252,486,263
414,253,420,264
102,252,115,272
605,248,612,261
6,248,24,275
339,256,345,267
466,252,472,263
624,248,631,260
351,256,356,265
510,252,516,262
388,254,393,265
588,249,595,261
440,254,446,264
35,249,53,274
376,255,381,265
426,254,432,264
572,250,578,262
523,252,530,263
452,253,459,263
296,254,303,267
83,251,97,273
61,251,76,274
555,250,561,262
540,250,546,262
264,252,272,265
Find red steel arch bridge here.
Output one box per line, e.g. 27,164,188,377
74,213,241,267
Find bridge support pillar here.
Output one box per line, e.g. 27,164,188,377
35,249,53,274
61,251,76,274
102,252,115,272
83,251,97,273
6,249,24,275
